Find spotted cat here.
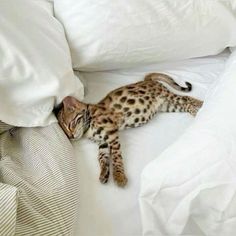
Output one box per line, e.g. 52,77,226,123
57,73,203,187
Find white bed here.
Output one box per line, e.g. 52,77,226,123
72,50,229,236
2,1,236,235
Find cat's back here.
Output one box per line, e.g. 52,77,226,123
99,80,161,107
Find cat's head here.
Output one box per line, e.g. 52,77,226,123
57,96,88,140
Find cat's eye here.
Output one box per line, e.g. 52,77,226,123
69,113,83,130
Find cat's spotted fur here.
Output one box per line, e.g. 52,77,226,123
57,73,203,187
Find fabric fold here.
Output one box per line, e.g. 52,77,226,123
140,50,236,236
0,183,18,236
0,123,79,235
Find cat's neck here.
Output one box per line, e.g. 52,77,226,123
83,104,91,134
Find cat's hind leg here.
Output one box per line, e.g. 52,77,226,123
160,94,203,116
98,143,110,184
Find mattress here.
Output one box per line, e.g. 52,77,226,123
72,50,229,236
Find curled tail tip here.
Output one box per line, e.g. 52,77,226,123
182,82,192,92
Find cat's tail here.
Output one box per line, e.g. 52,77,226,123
144,73,192,92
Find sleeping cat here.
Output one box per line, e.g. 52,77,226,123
57,73,203,187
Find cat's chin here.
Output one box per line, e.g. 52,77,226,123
71,131,84,141
70,135,82,141
70,137,80,141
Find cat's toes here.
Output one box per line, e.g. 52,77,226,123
190,111,197,117
99,175,109,184
99,170,109,184
113,171,128,187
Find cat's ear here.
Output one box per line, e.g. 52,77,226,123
62,96,86,110
62,96,79,107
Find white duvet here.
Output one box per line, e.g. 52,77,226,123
140,50,236,236
72,50,230,236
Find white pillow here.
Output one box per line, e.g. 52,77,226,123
0,0,84,127
54,0,236,71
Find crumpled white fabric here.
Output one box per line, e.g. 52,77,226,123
0,0,84,127
140,50,236,235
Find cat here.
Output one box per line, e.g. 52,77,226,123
57,73,203,187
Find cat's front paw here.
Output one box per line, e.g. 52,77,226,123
113,170,128,187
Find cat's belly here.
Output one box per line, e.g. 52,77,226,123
120,101,162,130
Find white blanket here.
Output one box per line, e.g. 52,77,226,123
140,50,236,236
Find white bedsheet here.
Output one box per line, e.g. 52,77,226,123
73,50,229,236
